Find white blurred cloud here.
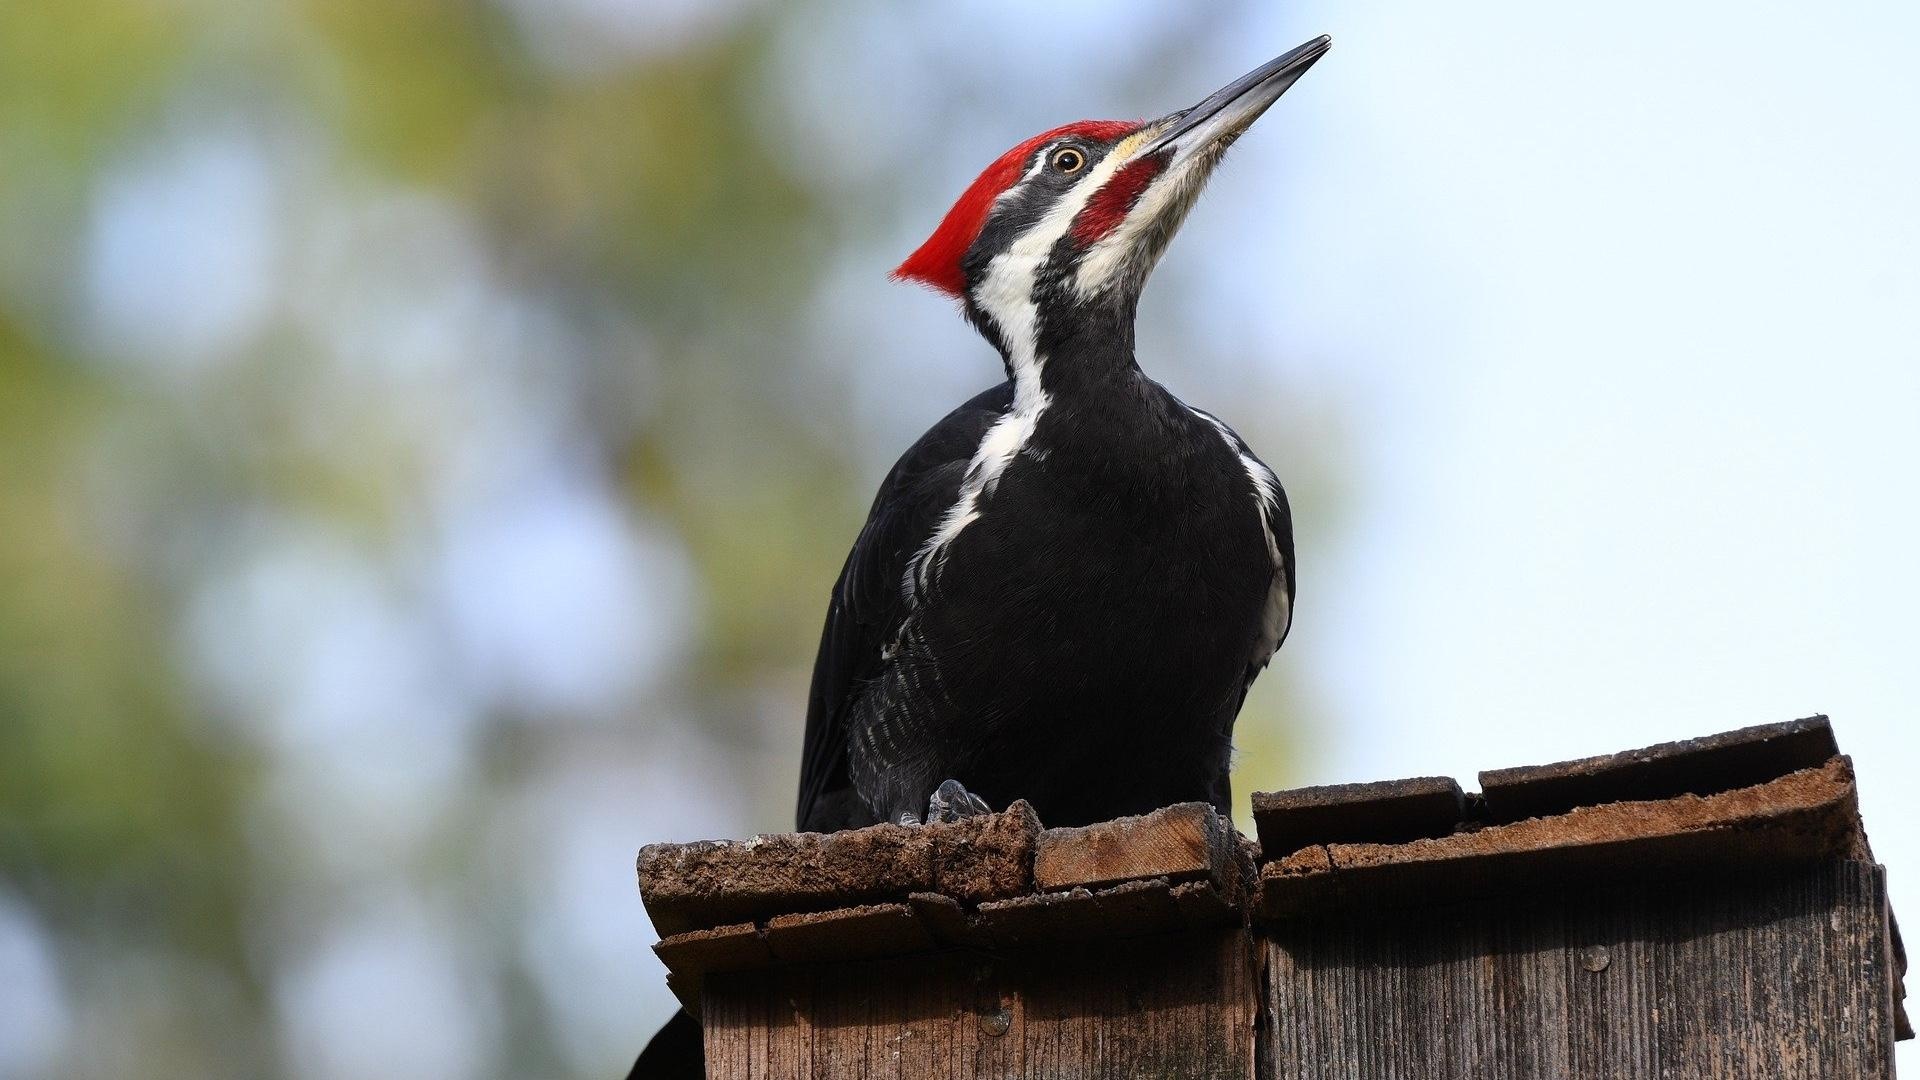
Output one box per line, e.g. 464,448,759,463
275,895,498,1080
0,895,69,1079
185,519,480,876
83,127,280,374
434,473,698,721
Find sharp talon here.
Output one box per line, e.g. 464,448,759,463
926,779,992,824
896,810,922,826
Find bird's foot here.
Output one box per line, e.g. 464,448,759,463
925,779,992,824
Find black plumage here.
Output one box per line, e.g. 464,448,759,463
790,37,1330,835
797,332,1294,832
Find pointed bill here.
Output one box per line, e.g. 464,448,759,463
1069,35,1331,299
1136,35,1332,164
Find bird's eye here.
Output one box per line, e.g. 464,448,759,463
1050,147,1086,174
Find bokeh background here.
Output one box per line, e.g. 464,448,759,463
2,1,1915,1076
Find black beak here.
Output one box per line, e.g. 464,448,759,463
1137,35,1332,160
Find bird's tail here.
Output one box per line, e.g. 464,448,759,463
627,1008,703,1080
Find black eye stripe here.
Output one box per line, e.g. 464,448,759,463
964,138,1122,281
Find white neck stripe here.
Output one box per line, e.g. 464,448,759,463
903,132,1154,606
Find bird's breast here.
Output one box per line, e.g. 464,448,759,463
920,413,1272,677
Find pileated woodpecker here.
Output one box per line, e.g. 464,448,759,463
634,36,1327,1077
799,36,1326,832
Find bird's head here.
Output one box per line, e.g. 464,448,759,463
895,35,1330,363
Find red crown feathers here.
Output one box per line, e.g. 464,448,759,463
893,120,1140,297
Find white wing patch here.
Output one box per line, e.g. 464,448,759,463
906,407,1038,595
1188,406,1292,666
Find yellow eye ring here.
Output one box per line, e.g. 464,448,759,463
1050,147,1086,174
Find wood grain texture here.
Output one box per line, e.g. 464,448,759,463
1034,802,1234,893
1259,758,1861,918
1477,715,1836,823
640,802,1039,937
1252,776,1465,859
703,927,1256,1079
1261,860,1897,1079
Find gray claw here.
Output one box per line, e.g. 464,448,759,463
926,779,993,824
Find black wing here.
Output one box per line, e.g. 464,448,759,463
795,382,1011,832
1186,404,1297,706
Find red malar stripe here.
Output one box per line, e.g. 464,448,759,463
1071,153,1166,246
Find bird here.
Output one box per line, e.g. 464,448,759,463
632,36,1326,1077
796,37,1324,833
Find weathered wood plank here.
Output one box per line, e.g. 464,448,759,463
639,802,1040,937
765,903,934,964
1259,757,1861,918
1261,860,1897,1079
1034,802,1235,893
705,928,1256,1079
1251,776,1464,858
1478,715,1836,823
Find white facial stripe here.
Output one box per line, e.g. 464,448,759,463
975,127,1149,403
903,132,1151,603
990,151,1054,214
1000,145,1058,200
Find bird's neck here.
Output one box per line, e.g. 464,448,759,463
984,297,1142,414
